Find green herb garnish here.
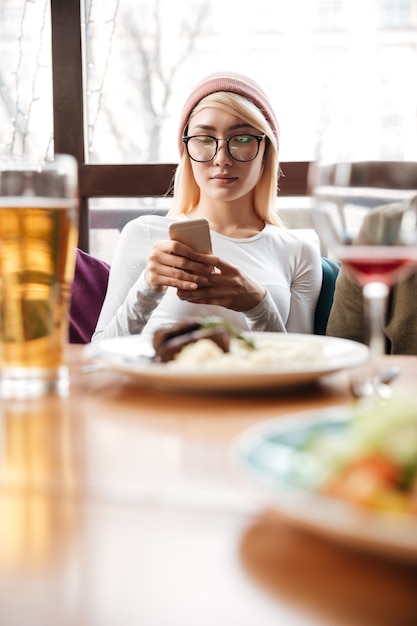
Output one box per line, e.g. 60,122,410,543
199,316,255,349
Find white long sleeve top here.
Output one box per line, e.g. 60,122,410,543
92,215,322,342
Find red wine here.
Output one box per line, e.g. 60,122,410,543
335,246,417,287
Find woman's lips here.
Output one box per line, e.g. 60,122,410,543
212,175,237,185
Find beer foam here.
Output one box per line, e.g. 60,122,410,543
0,196,73,209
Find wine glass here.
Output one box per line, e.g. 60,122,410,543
309,90,417,399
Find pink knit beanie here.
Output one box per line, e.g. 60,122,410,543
177,71,279,155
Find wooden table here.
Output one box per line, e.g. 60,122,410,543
0,346,416,626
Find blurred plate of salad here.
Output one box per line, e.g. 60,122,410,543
233,396,417,562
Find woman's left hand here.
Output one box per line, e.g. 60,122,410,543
176,256,266,312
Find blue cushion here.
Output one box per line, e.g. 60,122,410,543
314,257,340,335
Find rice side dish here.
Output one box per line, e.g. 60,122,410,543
166,335,324,371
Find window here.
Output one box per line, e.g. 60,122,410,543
83,0,287,165
381,0,411,27
0,0,53,159
316,0,346,31
1,0,417,260
380,113,405,159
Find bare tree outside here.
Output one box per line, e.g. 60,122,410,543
123,0,211,161
84,0,212,163
0,0,53,160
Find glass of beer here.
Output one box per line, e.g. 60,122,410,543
0,154,79,398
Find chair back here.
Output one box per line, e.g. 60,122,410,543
69,248,110,344
314,257,340,335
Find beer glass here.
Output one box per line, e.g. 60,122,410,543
0,154,79,398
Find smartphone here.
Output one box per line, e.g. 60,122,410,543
169,218,212,253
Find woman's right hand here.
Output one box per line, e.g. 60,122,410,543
144,239,214,292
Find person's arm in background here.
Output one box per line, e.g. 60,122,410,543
325,266,365,344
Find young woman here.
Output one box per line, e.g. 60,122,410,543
92,71,322,342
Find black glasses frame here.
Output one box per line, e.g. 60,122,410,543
182,134,266,162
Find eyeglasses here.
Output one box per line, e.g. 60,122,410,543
182,134,266,162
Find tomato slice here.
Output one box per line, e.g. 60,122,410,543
324,454,402,508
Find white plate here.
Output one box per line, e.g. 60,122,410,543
84,333,369,394
232,407,417,562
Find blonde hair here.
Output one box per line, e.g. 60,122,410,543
167,92,283,226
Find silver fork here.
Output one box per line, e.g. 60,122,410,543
350,365,400,399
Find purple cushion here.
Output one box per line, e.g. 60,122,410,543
69,248,110,344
